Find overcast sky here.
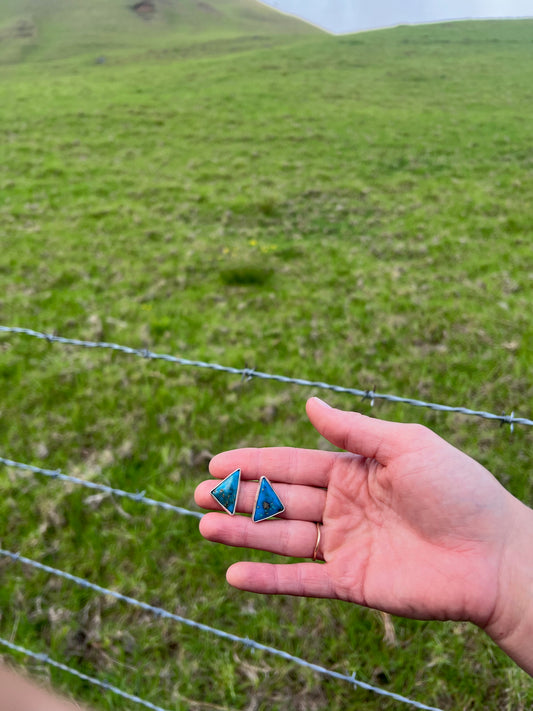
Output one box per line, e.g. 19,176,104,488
258,0,533,33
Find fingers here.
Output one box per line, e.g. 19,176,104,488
195,480,326,522
226,562,335,598
306,397,404,464
199,513,323,560
209,447,335,487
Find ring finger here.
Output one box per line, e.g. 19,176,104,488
199,513,324,561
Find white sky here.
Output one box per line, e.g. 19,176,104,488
258,0,533,33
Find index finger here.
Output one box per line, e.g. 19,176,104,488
209,447,338,487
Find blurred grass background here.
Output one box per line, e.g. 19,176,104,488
1,1,533,709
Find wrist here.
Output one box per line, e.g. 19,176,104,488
482,496,533,675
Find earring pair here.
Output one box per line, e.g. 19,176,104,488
210,468,284,523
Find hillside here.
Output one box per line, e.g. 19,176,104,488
0,0,317,64
1,12,533,711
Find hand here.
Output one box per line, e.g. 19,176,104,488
195,398,533,671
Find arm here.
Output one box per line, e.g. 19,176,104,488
195,397,533,676
482,498,533,674
0,665,91,711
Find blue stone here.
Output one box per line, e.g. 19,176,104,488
210,468,240,515
253,476,284,522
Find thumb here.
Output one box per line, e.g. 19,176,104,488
306,397,404,464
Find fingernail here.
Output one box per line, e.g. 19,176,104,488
311,397,331,408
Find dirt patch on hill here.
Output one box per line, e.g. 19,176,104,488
131,1,156,19
0,17,36,41
13,19,35,37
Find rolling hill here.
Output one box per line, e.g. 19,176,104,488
0,0,317,64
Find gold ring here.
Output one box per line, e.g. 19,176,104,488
312,522,321,561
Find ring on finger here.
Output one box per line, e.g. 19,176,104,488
312,522,321,561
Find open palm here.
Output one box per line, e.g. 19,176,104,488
195,398,519,628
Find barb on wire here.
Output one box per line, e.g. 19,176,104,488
0,325,530,427
0,456,203,520
0,637,172,711
0,548,444,711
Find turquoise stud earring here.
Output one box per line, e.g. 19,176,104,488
210,468,241,515
252,476,285,523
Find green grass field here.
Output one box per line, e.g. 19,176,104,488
1,1,533,708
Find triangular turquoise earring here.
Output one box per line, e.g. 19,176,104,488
252,476,285,522
210,468,241,515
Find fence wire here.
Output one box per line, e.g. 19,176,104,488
0,456,203,520
1,325,531,427
0,637,173,711
0,549,444,711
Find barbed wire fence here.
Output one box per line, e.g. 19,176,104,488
0,549,444,711
0,454,446,711
0,460,446,711
0,456,203,520
1,325,531,428
1,323,531,711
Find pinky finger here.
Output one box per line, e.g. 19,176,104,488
226,561,336,599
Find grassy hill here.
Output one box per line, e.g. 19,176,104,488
1,6,533,711
0,0,316,64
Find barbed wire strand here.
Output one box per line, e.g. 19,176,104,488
0,456,203,520
0,549,444,711
0,637,173,711
0,325,530,427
